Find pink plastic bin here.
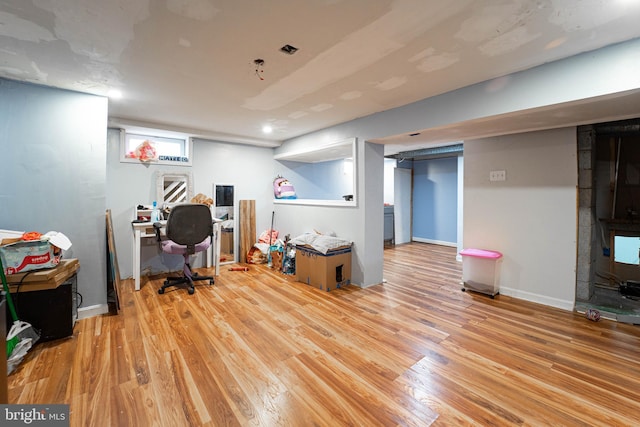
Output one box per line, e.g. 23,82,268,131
460,248,503,297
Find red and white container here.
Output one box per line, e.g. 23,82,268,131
460,248,503,297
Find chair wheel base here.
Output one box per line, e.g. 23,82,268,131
157,274,214,295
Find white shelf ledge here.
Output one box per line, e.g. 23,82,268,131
273,199,356,207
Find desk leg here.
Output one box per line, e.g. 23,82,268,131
208,224,220,276
215,224,221,276
133,228,142,291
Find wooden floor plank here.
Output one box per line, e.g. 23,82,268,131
7,242,640,426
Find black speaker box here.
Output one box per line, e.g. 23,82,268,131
8,278,77,342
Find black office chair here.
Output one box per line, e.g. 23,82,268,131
155,203,214,295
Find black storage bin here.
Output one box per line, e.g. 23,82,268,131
8,276,77,342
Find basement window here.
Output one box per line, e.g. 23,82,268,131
120,132,192,166
614,236,640,265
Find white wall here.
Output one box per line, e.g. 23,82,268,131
193,137,276,236
110,38,638,305
275,40,640,296
383,158,396,205
273,139,384,287
457,155,464,260
361,142,386,286
463,128,577,309
106,130,275,279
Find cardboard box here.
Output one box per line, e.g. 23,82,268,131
5,259,79,292
0,240,62,275
296,244,352,291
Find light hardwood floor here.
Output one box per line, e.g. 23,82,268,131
8,242,640,426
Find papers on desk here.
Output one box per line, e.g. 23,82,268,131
43,231,72,250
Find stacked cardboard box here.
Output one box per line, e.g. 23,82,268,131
4,258,79,293
296,245,351,292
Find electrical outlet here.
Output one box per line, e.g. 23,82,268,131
489,170,506,182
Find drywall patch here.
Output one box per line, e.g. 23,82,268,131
545,37,567,51
33,0,150,63
375,76,407,91
409,47,436,62
30,61,48,82
455,2,536,44
166,0,219,21
243,0,469,111
178,38,192,48
479,26,540,57
410,48,460,73
0,47,17,56
340,91,362,101
0,65,26,76
289,111,308,119
548,0,624,32
310,103,333,112
0,10,55,42
0,53,50,83
83,61,122,84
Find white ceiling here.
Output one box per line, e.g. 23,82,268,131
2,0,640,154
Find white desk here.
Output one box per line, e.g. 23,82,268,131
131,220,220,291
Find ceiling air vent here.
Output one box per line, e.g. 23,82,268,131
280,44,298,55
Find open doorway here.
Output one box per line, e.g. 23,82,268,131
384,145,463,255
577,119,640,321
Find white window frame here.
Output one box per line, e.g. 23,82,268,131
120,131,193,166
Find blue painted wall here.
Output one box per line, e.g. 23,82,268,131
0,78,108,308
275,159,353,200
412,157,458,244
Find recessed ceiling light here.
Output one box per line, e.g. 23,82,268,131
262,125,273,134
107,89,122,99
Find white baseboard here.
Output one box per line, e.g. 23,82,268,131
499,287,574,311
357,282,375,288
77,304,110,320
412,237,457,247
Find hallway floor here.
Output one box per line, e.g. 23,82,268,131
576,286,640,324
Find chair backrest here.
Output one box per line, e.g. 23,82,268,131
165,204,213,251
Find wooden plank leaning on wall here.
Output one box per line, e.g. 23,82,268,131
239,200,256,264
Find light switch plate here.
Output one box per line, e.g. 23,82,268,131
489,170,506,182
